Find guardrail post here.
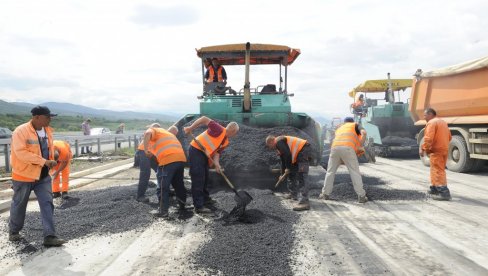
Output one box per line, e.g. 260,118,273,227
114,137,118,152
128,136,131,148
4,144,10,172
75,140,79,157
97,138,101,155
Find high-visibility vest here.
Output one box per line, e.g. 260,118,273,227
332,123,362,153
278,136,307,164
150,128,186,166
207,66,224,82
191,128,228,158
53,140,72,161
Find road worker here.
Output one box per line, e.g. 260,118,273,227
143,125,187,217
52,140,72,199
9,106,66,246
183,116,239,214
266,135,312,211
419,108,452,201
205,58,227,84
319,117,368,203
135,123,160,202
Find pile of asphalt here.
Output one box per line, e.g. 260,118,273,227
177,120,319,173
192,188,299,275
381,136,417,146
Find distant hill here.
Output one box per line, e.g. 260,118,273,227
1,100,181,121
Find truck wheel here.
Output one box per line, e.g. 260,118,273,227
447,135,475,173
419,137,430,167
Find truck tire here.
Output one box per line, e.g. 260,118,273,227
419,137,430,167
447,135,475,173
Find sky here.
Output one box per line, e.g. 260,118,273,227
1,0,487,119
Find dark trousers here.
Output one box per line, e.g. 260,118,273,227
9,176,56,237
157,162,187,211
188,146,211,209
136,150,159,198
288,145,311,203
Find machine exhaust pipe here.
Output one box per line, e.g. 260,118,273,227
243,42,251,111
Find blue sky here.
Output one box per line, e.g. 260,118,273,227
0,0,487,118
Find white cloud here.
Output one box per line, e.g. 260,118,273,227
0,0,487,119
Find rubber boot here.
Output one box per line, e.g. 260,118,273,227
432,186,451,201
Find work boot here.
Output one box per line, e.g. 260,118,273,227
293,202,310,211
204,197,217,206
43,235,67,247
178,202,188,210
195,207,213,214
53,192,61,198
358,195,368,203
156,208,169,218
9,232,21,242
318,193,330,200
432,186,451,201
62,192,70,199
148,181,157,188
136,196,150,203
428,186,439,195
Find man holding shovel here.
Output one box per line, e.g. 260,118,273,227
144,125,187,217
266,135,312,211
183,116,239,214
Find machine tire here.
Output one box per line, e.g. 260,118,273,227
419,137,430,167
447,135,475,173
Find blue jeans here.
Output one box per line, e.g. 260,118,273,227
188,146,211,209
9,176,56,237
137,150,159,198
157,162,187,211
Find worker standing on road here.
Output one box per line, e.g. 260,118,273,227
8,106,66,246
205,58,227,84
144,126,187,217
266,135,312,211
419,108,452,201
183,116,239,214
319,117,369,203
52,140,72,199
135,123,161,202
81,118,91,154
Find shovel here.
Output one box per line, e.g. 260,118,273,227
190,133,253,207
274,170,290,189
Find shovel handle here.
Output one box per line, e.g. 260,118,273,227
274,171,289,189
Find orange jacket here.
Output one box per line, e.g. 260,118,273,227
422,117,452,153
191,128,228,158
147,128,186,166
332,122,362,154
351,99,364,108
207,66,224,83
11,121,54,182
53,140,72,161
281,136,307,164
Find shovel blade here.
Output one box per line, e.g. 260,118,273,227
234,191,253,206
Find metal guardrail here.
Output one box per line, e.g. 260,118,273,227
1,133,142,172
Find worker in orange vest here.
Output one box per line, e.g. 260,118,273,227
184,116,239,214
143,125,187,217
419,108,452,200
52,140,73,199
266,135,312,211
319,117,368,203
8,106,66,246
135,123,161,202
205,58,227,83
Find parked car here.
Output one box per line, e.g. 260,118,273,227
0,127,12,139
90,127,111,135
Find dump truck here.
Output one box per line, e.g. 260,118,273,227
349,74,420,157
174,42,323,185
410,55,488,172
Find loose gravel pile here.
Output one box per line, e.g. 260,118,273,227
192,188,299,276
381,136,418,146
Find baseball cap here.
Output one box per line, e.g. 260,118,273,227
344,117,354,123
31,106,57,117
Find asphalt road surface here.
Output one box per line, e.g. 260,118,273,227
0,157,487,275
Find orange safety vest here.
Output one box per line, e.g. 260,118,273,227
150,128,186,166
332,123,362,153
207,66,224,83
11,121,55,182
53,140,72,161
281,136,307,164
351,99,364,108
191,128,228,158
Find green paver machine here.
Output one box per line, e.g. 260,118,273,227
174,42,323,165
349,74,420,157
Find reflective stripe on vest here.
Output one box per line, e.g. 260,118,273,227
151,128,186,165
207,66,223,82
191,128,228,157
285,136,307,164
332,123,361,152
